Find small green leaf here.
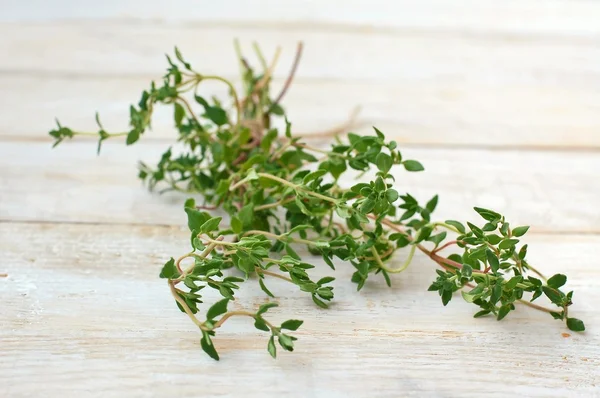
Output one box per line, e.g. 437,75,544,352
199,217,222,234
206,298,229,320
473,207,501,222
278,334,294,351
566,317,585,332
280,319,304,331
303,169,327,184
254,317,270,332
486,250,500,273
403,160,424,172
174,102,185,126
385,189,399,203
542,286,563,305
376,152,393,173
425,195,438,213
267,335,277,358
445,220,466,234
497,305,511,321
498,238,519,250
512,226,530,237
259,279,275,298
257,302,278,315
200,332,219,360
547,274,567,289
159,258,179,279
231,216,243,234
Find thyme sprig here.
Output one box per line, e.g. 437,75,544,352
50,42,585,360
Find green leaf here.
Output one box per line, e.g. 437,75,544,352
497,305,511,321
473,207,501,222
445,220,466,234
424,196,438,214
403,160,424,172
259,279,275,298
257,302,278,315
473,310,491,318
547,274,567,289
542,286,563,305
231,216,243,234
267,335,277,358
335,205,352,219
486,234,502,245
512,226,530,237
566,317,585,332
184,207,209,232
486,250,500,273
126,129,140,145
312,295,328,308
280,319,303,331
278,334,294,351
159,258,179,279
385,189,399,203
254,317,270,332
317,276,335,286
206,298,229,320
303,169,327,184
204,106,228,126
376,152,393,173
441,289,452,306
498,238,519,250
461,291,476,303
239,204,254,226
199,217,222,234
200,332,219,360
359,198,376,214
173,102,185,126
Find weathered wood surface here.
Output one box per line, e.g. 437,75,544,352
1,1,599,397
1,223,599,397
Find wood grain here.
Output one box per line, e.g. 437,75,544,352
1,141,599,232
1,222,598,397
3,75,600,148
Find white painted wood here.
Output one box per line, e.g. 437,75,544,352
2,0,600,39
1,141,599,232
3,23,599,82
1,222,598,397
3,75,600,148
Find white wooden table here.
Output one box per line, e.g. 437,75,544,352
1,1,599,397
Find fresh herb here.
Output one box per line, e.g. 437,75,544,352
49,42,585,360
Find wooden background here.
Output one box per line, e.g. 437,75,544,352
1,1,599,397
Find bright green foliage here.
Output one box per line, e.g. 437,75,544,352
50,44,585,360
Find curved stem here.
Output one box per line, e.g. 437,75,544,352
268,41,303,114
257,172,339,204
256,267,293,283
254,197,295,211
168,281,206,330
372,245,416,274
198,75,242,126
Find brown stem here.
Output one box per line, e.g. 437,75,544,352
268,42,303,113
431,240,459,255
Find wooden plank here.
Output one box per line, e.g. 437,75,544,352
2,0,600,38
1,221,598,397
1,141,599,232
3,75,600,148
2,23,599,81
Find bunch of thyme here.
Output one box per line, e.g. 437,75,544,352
50,42,585,360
